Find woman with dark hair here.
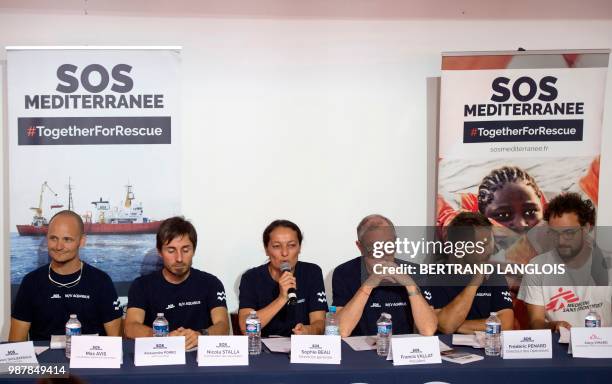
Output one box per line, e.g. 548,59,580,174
238,220,327,337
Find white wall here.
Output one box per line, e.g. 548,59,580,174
0,10,611,338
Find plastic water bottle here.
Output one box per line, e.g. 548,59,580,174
65,314,82,359
585,310,601,327
324,306,340,335
246,310,261,355
485,312,501,356
376,313,392,357
152,313,169,337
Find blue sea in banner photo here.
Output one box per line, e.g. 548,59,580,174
10,233,162,285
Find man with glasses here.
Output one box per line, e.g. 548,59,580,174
518,193,612,330
331,214,437,337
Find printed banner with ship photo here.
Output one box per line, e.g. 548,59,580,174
7,47,182,298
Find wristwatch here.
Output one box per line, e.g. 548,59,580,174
407,286,421,297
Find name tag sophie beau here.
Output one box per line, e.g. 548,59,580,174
290,335,341,364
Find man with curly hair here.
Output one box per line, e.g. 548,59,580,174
518,193,611,330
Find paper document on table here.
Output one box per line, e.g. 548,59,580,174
559,327,570,344
342,336,377,351
441,351,484,364
35,346,49,355
50,335,66,349
563,326,573,354
262,337,291,353
50,334,99,349
452,332,485,348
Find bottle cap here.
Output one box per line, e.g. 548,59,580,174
250,310,257,315
329,306,336,313
69,314,77,319
490,312,497,316
157,313,164,317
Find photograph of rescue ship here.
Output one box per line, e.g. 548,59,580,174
16,179,161,236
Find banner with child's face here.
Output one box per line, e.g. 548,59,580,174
437,51,609,235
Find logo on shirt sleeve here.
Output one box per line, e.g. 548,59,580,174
423,290,432,301
316,291,327,303
501,291,513,303
113,299,121,311
217,291,226,302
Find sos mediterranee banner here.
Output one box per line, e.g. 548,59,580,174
7,47,182,301
437,50,608,235
435,50,610,328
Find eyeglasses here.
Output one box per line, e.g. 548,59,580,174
548,227,582,240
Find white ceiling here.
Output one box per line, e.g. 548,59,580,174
0,0,610,19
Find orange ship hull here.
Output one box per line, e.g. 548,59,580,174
16,221,161,236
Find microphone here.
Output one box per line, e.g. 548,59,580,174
280,261,297,305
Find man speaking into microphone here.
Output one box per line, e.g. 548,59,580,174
239,220,327,336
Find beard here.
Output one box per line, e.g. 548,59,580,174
166,263,190,278
556,243,582,261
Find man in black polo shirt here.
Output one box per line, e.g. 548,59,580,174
9,210,122,341
332,214,437,337
125,217,229,349
425,212,513,334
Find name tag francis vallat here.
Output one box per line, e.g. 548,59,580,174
290,335,341,364
501,330,552,359
69,336,122,369
391,336,442,366
134,336,186,366
197,336,248,366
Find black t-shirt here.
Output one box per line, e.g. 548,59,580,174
238,261,328,337
423,273,513,320
127,268,227,331
332,257,421,337
12,262,122,341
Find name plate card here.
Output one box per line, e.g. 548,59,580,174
134,336,186,366
391,336,441,366
290,335,341,364
571,327,612,358
197,336,248,366
0,341,39,371
501,330,552,359
70,336,122,369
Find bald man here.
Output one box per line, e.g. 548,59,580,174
332,214,437,337
9,210,122,341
